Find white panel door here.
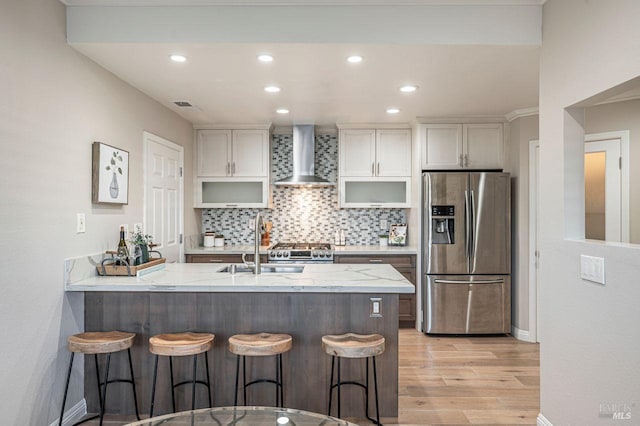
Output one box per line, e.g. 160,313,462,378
376,129,411,177
421,124,463,169
340,129,376,177
145,132,183,263
232,129,269,177
197,130,231,176
585,139,621,242
463,123,504,169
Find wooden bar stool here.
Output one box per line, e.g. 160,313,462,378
228,332,292,407
322,333,385,426
58,331,140,426
148,332,214,418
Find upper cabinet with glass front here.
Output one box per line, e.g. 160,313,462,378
194,125,271,208
338,124,412,208
420,122,504,170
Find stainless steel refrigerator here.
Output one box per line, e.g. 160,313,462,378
422,172,511,334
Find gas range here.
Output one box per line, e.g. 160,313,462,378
268,242,334,263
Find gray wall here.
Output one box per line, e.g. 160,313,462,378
0,0,194,423
539,1,640,424
585,98,640,243
506,115,539,333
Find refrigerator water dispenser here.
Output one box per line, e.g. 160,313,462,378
431,205,455,244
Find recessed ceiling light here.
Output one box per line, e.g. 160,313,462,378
264,85,281,93
386,108,400,114
258,54,274,62
169,54,187,63
276,108,289,114
400,85,418,93
347,55,363,64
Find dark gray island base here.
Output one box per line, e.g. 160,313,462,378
84,292,399,418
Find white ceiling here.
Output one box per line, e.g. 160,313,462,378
65,1,541,126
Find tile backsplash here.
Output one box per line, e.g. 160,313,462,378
202,132,406,245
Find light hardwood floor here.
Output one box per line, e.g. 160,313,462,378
84,328,540,425
365,328,540,426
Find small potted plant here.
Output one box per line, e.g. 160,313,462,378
129,230,153,265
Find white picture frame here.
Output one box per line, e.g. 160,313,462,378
92,142,129,204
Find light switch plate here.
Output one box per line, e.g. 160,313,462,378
76,213,86,233
380,219,388,230
580,255,605,285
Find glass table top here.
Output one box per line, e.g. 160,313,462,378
126,406,358,426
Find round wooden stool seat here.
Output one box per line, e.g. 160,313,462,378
149,332,214,356
67,331,135,354
228,333,292,357
322,333,385,359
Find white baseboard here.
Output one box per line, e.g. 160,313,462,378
537,412,553,426
49,399,87,426
512,326,535,342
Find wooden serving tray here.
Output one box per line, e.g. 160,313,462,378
97,258,166,276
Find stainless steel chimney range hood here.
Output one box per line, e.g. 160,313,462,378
273,125,335,187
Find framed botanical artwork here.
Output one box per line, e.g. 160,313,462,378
389,223,407,246
92,142,129,204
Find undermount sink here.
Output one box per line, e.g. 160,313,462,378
217,264,305,274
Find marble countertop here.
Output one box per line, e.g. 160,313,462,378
185,245,417,255
65,263,416,294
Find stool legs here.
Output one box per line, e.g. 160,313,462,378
59,350,139,426
149,352,212,417
233,354,285,408
327,355,382,426
58,353,74,426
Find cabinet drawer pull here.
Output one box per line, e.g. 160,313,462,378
226,204,238,207
208,259,223,263
232,162,236,175
377,162,380,175
371,162,375,176
226,162,231,175
370,204,382,208
369,259,383,263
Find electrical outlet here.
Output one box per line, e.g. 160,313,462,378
370,297,382,318
134,223,143,233
380,219,388,230
76,213,86,233
248,219,255,229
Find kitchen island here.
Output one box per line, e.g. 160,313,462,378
66,262,413,418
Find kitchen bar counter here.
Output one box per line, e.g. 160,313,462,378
69,260,409,419
66,263,414,293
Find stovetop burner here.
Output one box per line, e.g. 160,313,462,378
268,242,334,263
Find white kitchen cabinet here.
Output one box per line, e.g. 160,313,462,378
421,123,504,170
338,125,412,208
196,128,269,177
340,128,411,177
194,125,271,208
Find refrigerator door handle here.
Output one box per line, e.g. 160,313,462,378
433,279,505,285
464,190,470,269
470,189,476,270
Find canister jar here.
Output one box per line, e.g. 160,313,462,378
214,235,225,247
203,232,215,247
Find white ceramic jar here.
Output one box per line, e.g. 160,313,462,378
204,233,215,247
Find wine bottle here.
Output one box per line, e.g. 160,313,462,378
117,226,130,264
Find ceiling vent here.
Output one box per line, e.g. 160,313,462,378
173,101,193,107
